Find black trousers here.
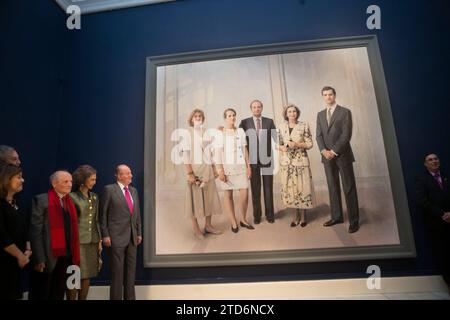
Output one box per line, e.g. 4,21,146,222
427,224,450,286
250,164,274,220
0,261,21,300
29,256,71,300
323,160,359,226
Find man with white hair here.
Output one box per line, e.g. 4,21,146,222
29,170,80,300
100,164,142,300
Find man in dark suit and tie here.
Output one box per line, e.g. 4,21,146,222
239,100,276,224
100,164,142,300
316,86,360,233
416,153,450,291
29,171,80,300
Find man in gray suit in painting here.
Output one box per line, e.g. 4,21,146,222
100,164,142,300
316,86,360,234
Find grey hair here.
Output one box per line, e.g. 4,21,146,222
0,145,15,163
49,170,70,185
115,164,129,175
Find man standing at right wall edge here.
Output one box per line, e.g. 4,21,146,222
416,153,450,292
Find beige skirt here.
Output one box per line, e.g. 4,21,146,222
185,179,222,219
216,173,249,190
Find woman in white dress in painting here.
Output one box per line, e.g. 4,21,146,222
216,108,254,233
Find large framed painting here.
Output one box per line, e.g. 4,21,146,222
143,35,416,267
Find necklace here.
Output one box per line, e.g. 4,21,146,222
6,198,18,210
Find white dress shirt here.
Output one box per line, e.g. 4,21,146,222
117,181,134,204
326,103,337,121
323,103,338,156
56,192,65,207
253,116,263,129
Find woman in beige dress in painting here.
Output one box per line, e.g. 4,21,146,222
278,104,315,227
183,109,222,240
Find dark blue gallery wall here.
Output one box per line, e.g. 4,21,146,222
55,0,450,284
0,0,446,284
53,0,450,284
0,0,68,203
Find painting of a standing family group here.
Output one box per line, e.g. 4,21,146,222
144,36,416,267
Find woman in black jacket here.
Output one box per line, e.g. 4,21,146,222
0,164,31,299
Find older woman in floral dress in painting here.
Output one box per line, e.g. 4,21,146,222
278,104,316,227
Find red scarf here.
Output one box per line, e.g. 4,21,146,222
48,188,80,266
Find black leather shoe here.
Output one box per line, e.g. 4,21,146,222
231,226,239,233
300,221,307,228
290,221,300,227
254,217,261,225
323,219,343,227
267,217,275,223
348,223,359,234
240,221,255,230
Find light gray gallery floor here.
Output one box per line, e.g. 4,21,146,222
156,177,400,255
21,289,450,300
32,275,448,300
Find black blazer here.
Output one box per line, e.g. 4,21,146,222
416,170,450,228
239,116,276,167
0,198,27,263
316,105,355,165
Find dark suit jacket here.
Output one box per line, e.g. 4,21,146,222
239,116,276,167
99,183,142,247
416,170,450,229
316,105,355,165
29,194,58,273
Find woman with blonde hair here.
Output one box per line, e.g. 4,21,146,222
278,104,315,227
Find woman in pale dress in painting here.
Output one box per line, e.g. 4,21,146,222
216,108,253,233
278,104,315,227
183,109,222,240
